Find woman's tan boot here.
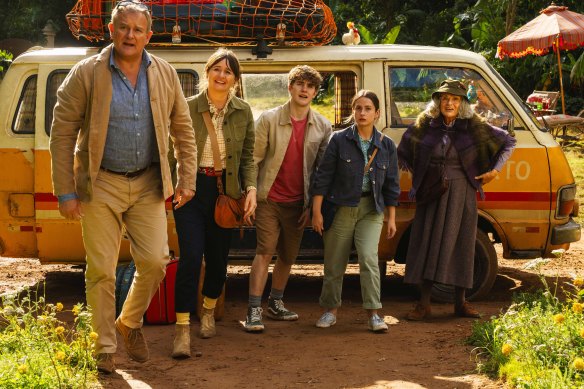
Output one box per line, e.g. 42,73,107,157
199,308,216,339
171,324,191,358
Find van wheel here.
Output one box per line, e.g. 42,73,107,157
379,261,387,277
430,230,498,303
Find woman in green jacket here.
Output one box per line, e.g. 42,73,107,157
171,48,257,358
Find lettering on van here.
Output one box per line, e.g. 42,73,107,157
503,160,531,181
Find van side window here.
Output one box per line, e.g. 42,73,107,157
45,71,69,136
45,69,200,136
177,70,199,99
388,67,515,131
241,71,356,129
12,75,37,135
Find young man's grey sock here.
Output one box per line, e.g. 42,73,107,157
270,288,284,300
248,295,262,308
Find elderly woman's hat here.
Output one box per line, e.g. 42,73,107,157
431,79,469,101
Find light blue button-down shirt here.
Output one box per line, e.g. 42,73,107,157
101,50,157,173
356,129,373,192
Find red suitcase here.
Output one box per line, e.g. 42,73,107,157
144,259,178,324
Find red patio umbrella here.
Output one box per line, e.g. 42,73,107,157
497,3,584,114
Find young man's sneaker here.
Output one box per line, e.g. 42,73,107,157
315,311,336,328
368,314,388,332
267,297,299,321
244,306,265,332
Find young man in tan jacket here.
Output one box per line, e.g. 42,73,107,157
244,65,332,331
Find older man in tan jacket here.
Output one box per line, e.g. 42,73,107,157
50,2,197,374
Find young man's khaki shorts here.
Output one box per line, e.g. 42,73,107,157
255,199,305,263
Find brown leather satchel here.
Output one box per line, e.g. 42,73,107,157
214,175,247,229
202,111,248,229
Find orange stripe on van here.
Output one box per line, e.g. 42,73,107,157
34,193,177,211
36,191,556,211
400,191,554,208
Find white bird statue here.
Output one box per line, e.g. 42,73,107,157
342,22,360,45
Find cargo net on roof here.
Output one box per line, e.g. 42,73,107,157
67,0,337,46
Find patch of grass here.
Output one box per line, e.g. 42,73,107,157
312,94,335,124
468,274,584,388
564,149,584,226
0,290,98,388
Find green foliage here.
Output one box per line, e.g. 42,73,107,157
0,50,13,80
564,150,584,225
448,0,584,114
0,290,98,388
357,24,400,45
0,0,76,43
570,52,584,88
329,0,461,46
468,273,584,388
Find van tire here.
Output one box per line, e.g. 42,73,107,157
430,230,498,303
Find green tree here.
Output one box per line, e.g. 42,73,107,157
0,0,76,44
0,49,13,80
449,0,584,113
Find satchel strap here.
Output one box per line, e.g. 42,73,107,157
364,133,385,174
202,111,225,195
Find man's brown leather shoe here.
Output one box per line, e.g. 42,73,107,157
406,304,431,321
96,353,115,374
115,317,149,362
454,302,481,318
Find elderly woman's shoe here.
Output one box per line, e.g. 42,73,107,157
454,302,481,318
406,304,431,321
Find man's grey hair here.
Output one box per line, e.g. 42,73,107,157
423,95,474,119
111,1,152,32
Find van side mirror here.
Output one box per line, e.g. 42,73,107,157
506,116,515,137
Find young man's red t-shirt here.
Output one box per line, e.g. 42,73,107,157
267,116,307,202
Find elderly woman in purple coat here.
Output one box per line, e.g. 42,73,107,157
397,79,516,320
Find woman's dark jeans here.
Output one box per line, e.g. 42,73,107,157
173,172,232,313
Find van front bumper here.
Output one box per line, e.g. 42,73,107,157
551,218,581,245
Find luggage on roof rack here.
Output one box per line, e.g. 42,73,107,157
66,0,337,46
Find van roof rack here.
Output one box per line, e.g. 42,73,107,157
66,0,337,47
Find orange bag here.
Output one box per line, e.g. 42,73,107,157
214,190,247,229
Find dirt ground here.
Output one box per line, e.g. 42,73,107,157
1,237,583,389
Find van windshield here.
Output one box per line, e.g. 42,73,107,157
387,65,534,133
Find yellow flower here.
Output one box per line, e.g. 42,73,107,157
72,306,80,316
56,302,64,312
574,357,584,371
573,303,584,314
501,343,513,356
55,326,65,335
89,332,99,341
553,313,565,324
574,278,584,287
17,364,28,374
55,351,66,361
580,328,584,338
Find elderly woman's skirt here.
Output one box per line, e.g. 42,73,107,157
403,176,477,289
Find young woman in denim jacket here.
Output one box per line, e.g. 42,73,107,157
311,90,400,332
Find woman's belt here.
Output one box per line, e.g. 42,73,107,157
198,166,223,177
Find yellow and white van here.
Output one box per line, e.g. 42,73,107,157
0,44,580,300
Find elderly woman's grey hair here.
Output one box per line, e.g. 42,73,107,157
423,95,474,120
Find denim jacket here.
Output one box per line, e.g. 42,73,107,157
311,125,400,213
